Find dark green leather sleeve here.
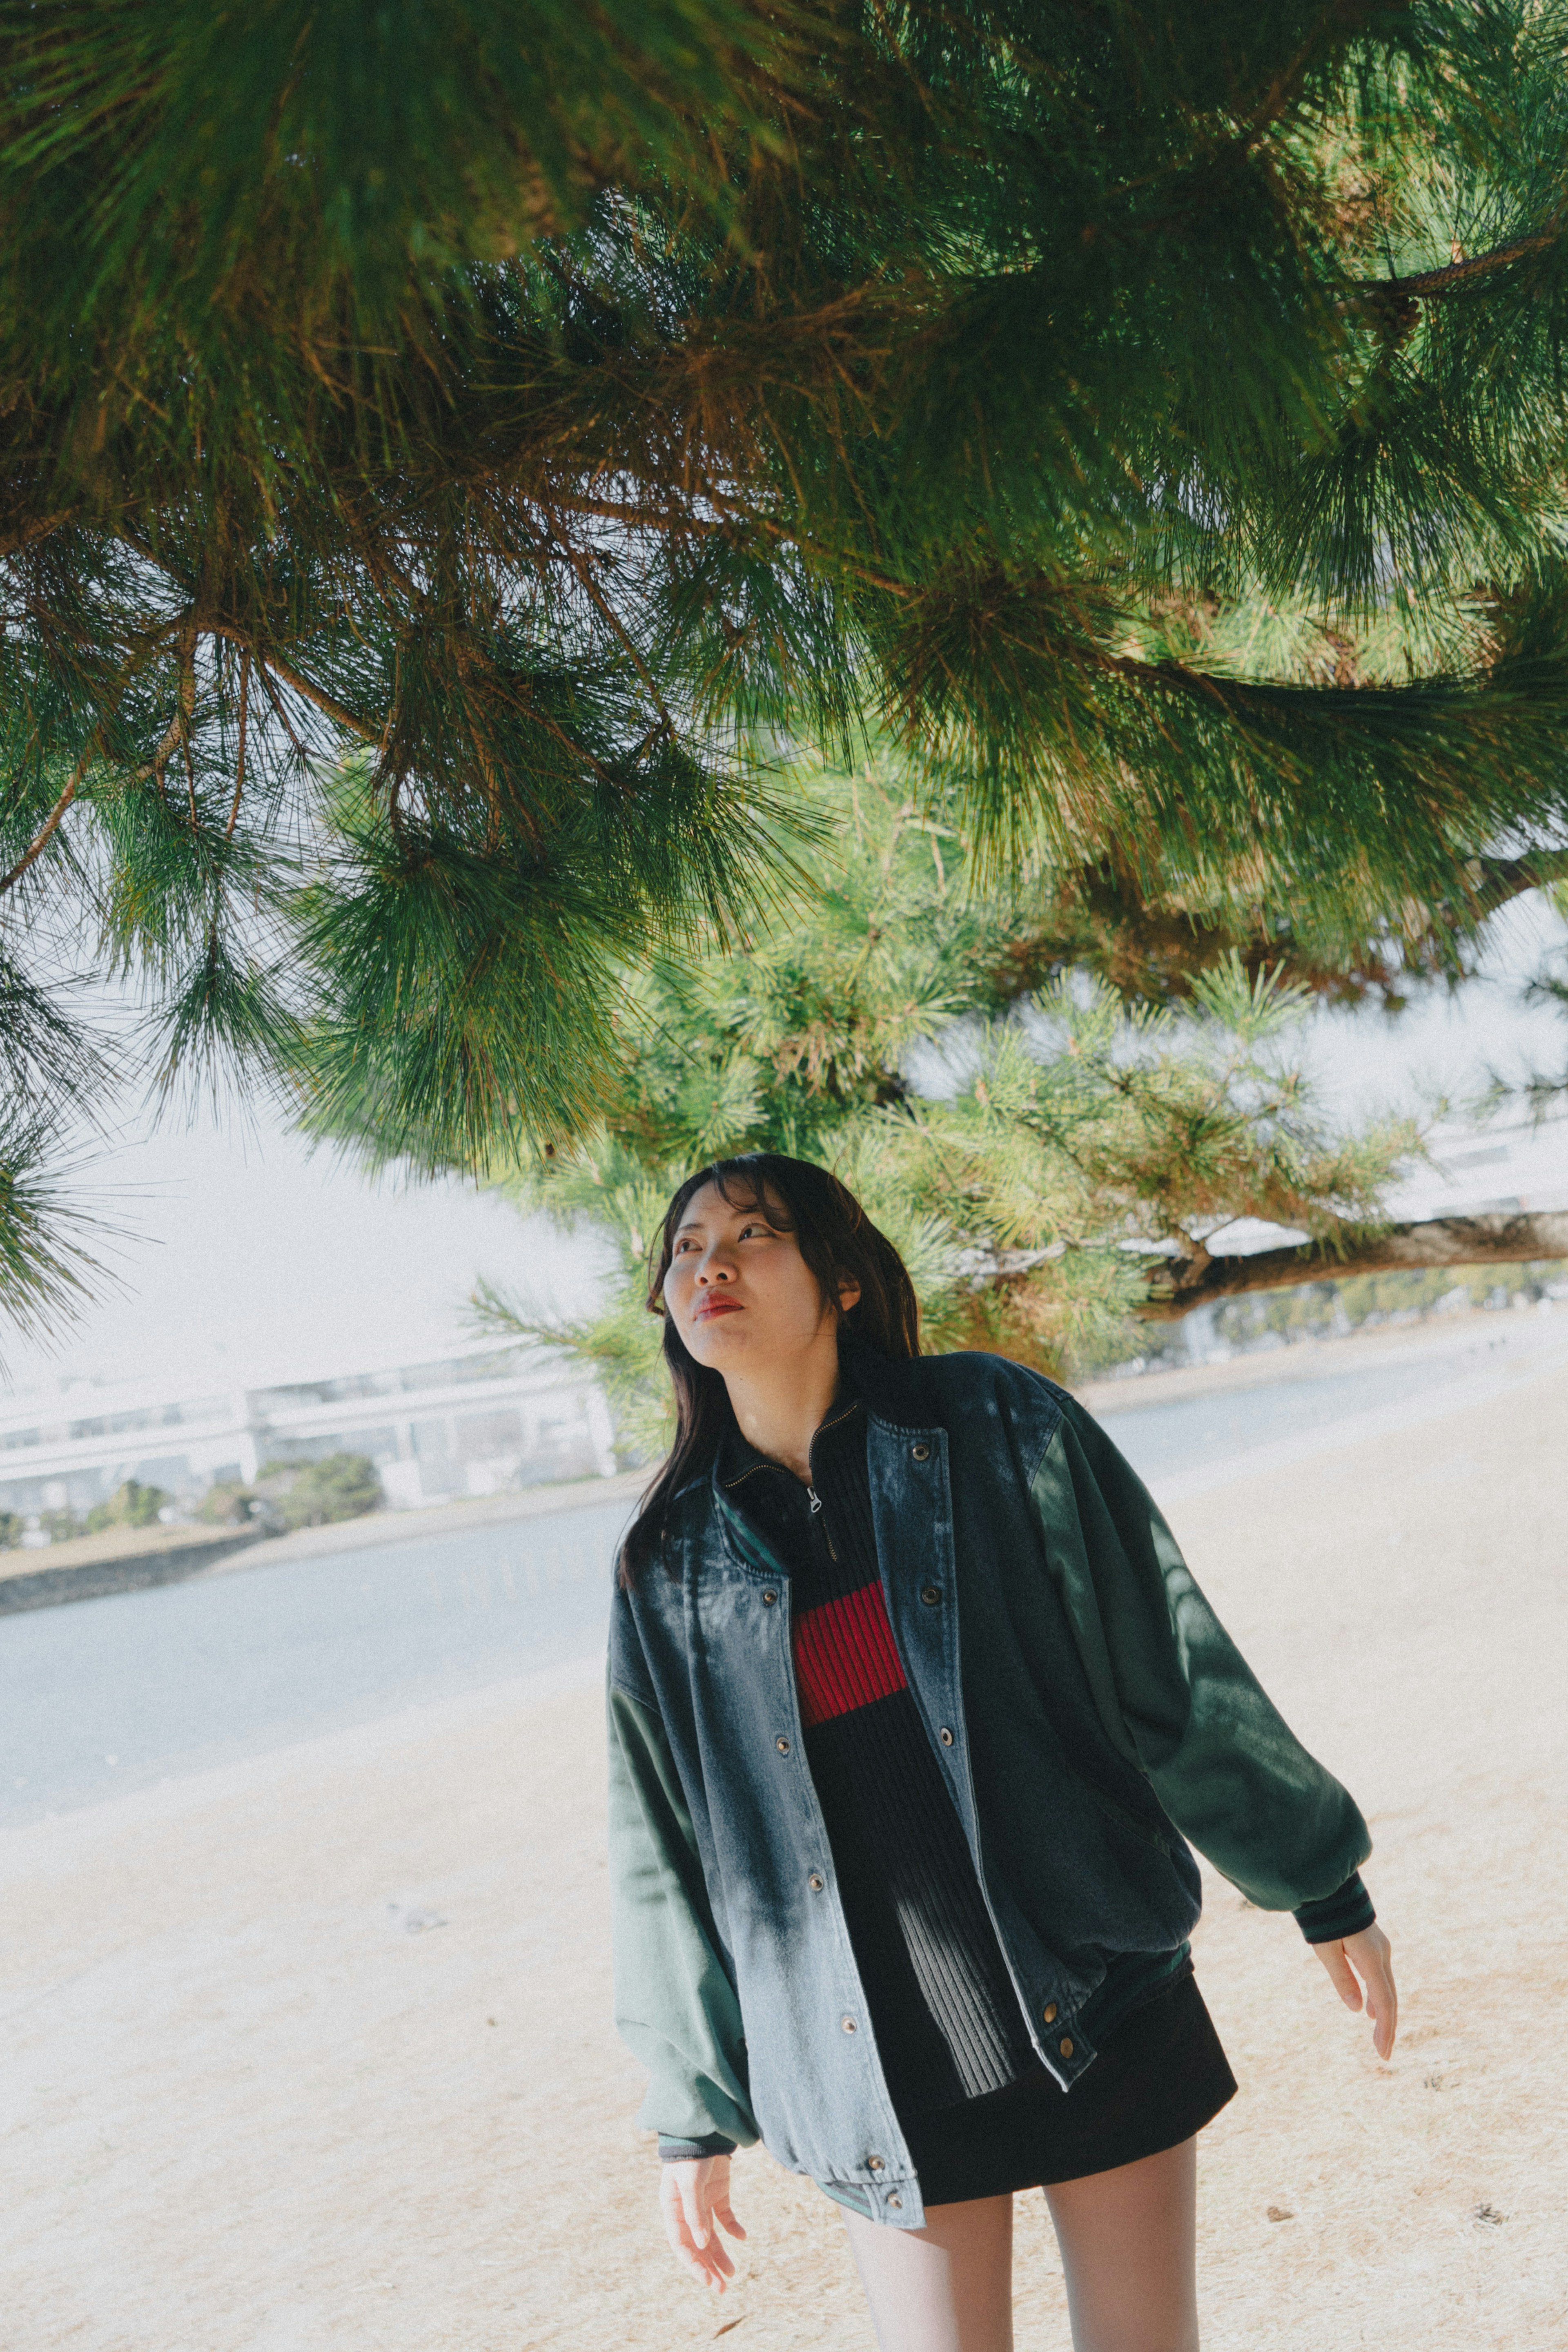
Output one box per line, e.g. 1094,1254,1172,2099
606,1674,760,2150
1030,1397,1372,1914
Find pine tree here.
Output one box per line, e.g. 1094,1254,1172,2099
5,3,1568,1342
470,750,1567,1447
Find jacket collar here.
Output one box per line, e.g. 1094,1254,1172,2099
677,1334,942,1509
836,1330,943,1432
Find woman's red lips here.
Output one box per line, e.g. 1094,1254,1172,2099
694,1295,742,1320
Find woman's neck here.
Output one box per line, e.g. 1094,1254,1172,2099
723,1328,842,1482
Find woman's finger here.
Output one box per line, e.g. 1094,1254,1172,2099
677,2171,710,2250
675,2176,736,2289
1343,1926,1398,2058
712,2192,748,2242
1364,1951,1399,2058
658,2159,741,2291
660,2187,700,2269
664,2204,725,2289
1313,1940,1365,2012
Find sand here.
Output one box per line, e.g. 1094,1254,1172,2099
2,1354,1565,2351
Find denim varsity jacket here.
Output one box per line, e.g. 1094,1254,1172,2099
606,1340,1374,2230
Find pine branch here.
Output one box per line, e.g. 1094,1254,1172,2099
0,734,99,894
224,649,249,839
241,649,378,746
1359,232,1563,303
1135,1211,1568,1320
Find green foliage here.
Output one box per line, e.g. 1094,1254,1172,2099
0,1110,120,1364
0,1508,21,1550
474,751,1416,1449
8,5,1568,1329
84,1477,170,1533
198,1479,262,1528
255,1451,383,1530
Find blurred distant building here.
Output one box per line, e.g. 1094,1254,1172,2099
1386,1104,1568,1223
0,1342,617,1531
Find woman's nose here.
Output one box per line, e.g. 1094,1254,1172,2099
695,1253,733,1284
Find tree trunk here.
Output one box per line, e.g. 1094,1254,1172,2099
1136,1211,1568,1321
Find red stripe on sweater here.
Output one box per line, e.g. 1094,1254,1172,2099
793,1581,908,1728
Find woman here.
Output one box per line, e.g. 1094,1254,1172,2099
608,1155,1396,2352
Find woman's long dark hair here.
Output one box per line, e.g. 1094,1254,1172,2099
619,1153,920,1584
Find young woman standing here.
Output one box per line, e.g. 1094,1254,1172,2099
608,1155,1396,2352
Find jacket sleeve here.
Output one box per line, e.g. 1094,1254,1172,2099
606,1669,760,2152
1028,1392,1373,1922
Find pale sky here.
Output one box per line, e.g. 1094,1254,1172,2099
4,893,1565,1408
1295,889,1568,1122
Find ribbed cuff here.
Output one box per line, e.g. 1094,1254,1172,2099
1293,1871,1376,1946
658,2131,737,2162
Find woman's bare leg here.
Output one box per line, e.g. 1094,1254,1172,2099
842,2193,1015,2352
1042,2137,1198,2352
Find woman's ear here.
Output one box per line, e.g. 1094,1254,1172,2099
835,1270,862,1317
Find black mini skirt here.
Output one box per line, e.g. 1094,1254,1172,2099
900,1965,1237,2209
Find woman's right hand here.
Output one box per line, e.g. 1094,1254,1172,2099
660,2154,748,2291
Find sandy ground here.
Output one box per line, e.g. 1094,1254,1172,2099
2,1354,1565,2351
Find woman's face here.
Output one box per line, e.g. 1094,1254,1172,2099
662,1181,860,1375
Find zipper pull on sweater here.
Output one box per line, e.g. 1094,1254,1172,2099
806,1486,838,1560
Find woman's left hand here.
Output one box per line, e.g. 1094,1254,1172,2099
1312,1922,1398,2058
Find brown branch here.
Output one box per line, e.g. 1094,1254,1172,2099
1356,231,1561,303
193,616,376,747
543,493,728,534
0,509,77,560
0,733,100,893
176,621,198,826
244,650,377,744
0,631,172,892
539,490,914,600
134,706,185,789
546,525,677,743
448,634,506,854
1463,849,1568,917
225,650,249,840
1134,1211,1568,1321
253,660,313,763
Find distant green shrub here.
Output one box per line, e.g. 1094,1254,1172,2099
255,1452,383,1531
198,1479,262,1527
85,1479,172,1534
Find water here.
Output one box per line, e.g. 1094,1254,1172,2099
1,1323,1550,1828
0,1501,629,1828
1094,1343,1483,1486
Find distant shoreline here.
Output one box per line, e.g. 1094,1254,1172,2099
0,1468,649,1617
4,1303,1558,1617
1073,1295,1563,1416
